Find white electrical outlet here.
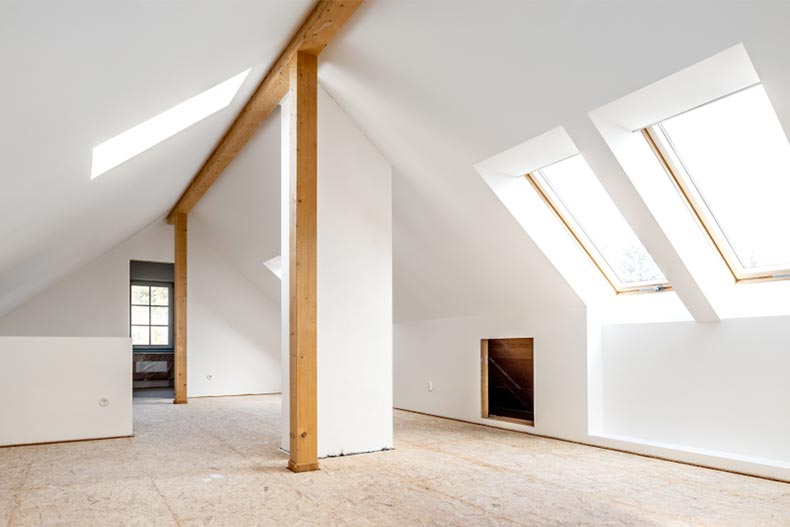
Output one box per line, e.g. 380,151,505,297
426,381,433,392
206,374,213,381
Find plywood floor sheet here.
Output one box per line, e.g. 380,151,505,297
1,394,788,526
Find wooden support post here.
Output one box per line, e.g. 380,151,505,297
174,212,188,404
287,51,319,473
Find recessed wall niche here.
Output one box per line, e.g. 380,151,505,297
481,338,534,425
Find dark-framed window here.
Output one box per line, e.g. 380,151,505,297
130,281,174,351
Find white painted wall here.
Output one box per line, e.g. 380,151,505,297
281,86,393,457
187,218,281,397
316,86,393,457
0,217,282,399
394,308,589,441
601,318,790,465
395,312,790,480
0,337,132,446
0,220,173,337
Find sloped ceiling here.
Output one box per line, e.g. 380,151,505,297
319,0,790,321
3,0,790,324
190,108,282,304
0,0,312,317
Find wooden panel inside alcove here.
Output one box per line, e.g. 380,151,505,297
482,338,534,424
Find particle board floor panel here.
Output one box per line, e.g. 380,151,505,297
0,394,788,526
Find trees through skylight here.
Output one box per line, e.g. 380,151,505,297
528,155,669,293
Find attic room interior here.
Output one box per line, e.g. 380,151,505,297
1,0,789,525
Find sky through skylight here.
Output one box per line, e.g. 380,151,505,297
91,68,251,179
658,84,790,275
537,155,667,288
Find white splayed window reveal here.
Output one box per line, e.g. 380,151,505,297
263,255,282,279
645,84,790,282
91,68,251,179
526,155,669,294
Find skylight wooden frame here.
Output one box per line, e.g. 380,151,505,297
525,171,671,295
643,126,790,283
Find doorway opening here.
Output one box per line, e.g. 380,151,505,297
130,260,175,400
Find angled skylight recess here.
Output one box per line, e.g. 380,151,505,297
263,255,282,279
644,84,790,282
91,68,251,179
526,155,669,293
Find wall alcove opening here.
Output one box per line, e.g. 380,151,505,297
481,338,534,425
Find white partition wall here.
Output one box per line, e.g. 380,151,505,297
281,86,393,457
316,86,393,457
0,337,132,446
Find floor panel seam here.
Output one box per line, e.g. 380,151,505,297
148,475,182,527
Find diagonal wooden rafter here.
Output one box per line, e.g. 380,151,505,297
166,0,362,224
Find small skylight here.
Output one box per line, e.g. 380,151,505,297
527,155,669,293
645,84,790,281
90,68,251,179
263,256,282,279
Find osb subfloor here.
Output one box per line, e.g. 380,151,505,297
1,395,788,526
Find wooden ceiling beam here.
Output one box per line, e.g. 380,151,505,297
166,0,362,224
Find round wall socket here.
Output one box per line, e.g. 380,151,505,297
206,374,213,381
98,398,110,407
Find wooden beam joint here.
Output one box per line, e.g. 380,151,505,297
166,0,362,224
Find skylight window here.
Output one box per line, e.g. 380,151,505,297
527,155,669,293
91,68,251,179
263,256,282,279
644,84,790,281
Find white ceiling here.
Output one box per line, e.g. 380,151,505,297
3,0,790,323
0,0,311,317
191,108,282,303
320,0,790,321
